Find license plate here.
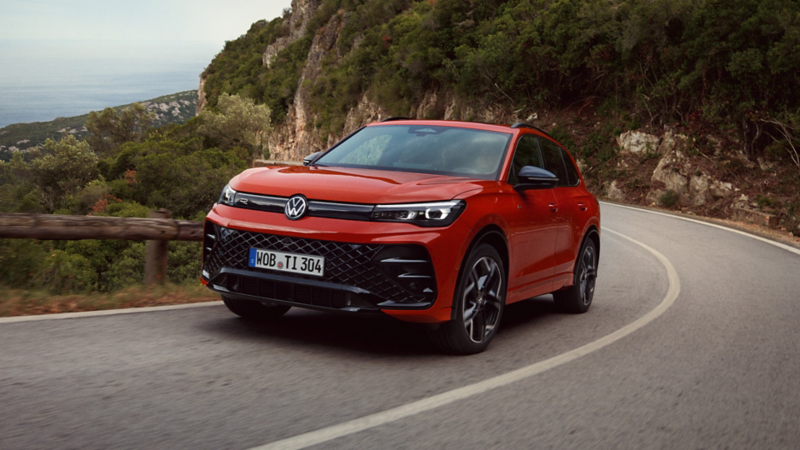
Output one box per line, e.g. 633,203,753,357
248,248,324,277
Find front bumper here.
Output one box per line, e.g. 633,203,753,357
202,205,471,323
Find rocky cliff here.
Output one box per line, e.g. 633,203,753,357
196,0,800,236
198,0,526,161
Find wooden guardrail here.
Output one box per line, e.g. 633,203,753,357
0,211,203,241
0,210,203,285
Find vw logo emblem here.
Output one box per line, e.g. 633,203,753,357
285,195,308,220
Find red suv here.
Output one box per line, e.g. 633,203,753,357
202,119,600,354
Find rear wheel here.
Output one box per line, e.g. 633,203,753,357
222,296,291,321
430,244,505,355
553,238,597,314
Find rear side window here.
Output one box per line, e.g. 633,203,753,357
539,138,570,187
507,135,544,185
561,148,581,186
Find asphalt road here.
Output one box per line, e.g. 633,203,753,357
2,203,799,449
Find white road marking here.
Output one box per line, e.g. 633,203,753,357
249,228,680,450
0,301,223,324
601,201,800,256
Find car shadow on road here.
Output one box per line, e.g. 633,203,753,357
499,295,559,334
197,295,560,357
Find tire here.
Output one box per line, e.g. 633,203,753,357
430,243,505,355
222,296,291,321
553,237,598,314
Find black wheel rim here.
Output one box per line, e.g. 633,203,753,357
462,256,503,344
579,245,597,306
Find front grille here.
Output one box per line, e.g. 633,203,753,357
232,192,374,221
203,225,431,305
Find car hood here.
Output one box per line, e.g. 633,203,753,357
230,166,495,204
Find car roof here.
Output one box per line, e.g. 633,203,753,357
366,119,517,134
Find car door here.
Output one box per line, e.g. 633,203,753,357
539,137,588,284
504,134,559,302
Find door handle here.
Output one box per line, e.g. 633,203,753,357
578,202,588,211
548,203,559,213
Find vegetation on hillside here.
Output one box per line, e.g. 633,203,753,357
204,0,800,168
198,0,800,233
0,95,271,295
0,91,198,159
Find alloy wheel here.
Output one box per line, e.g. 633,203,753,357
579,245,597,306
462,256,503,343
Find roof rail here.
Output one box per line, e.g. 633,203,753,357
381,116,413,122
510,122,552,138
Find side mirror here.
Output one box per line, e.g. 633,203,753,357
303,151,323,166
514,166,558,191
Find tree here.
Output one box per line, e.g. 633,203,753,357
86,103,155,156
198,93,272,162
30,135,99,212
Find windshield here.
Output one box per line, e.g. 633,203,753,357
314,125,512,180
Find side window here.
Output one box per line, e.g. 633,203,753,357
539,138,569,187
507,135,544,185
561,148,581,186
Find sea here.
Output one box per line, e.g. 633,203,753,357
0,39,221,128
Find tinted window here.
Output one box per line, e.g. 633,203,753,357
315,125,512,180
561,148,581,186
539,138,569,187
507,135,544,185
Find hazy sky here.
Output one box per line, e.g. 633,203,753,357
0,0,294,45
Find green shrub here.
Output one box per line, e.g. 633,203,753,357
34,250,98,294
168,242,203,285
0,239,52,289
104,243,146,292
659,189,681,208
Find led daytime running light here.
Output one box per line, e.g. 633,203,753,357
372,200,465,226
219,184,237,206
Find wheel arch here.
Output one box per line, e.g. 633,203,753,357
451,224,509,320
582,225,601,269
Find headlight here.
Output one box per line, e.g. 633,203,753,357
218,184,237,206
371,200,465,227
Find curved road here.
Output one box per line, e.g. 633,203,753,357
1,203,799,449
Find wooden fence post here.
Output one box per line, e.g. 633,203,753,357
144,209,171,285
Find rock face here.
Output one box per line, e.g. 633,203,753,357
198,0,531,161
608,128,735,207
658,129,689,154
605,180,626,202
617,131,660,154
197,0,321,117
263,0,322,68
267,9,348,161
652,148,690,195
196,77,207,115
261,2,521,161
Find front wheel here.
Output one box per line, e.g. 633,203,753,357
222,296,291,321
430,243,505,355
553,238,597,314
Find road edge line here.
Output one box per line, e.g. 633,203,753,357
600,201,800,256
0,301,224,324
249,228,680,450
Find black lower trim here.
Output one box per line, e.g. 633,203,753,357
205,268,430,312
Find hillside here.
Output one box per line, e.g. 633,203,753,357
0,91,198,159
198,0,800,236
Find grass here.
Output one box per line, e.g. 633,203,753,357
0,283,219,317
